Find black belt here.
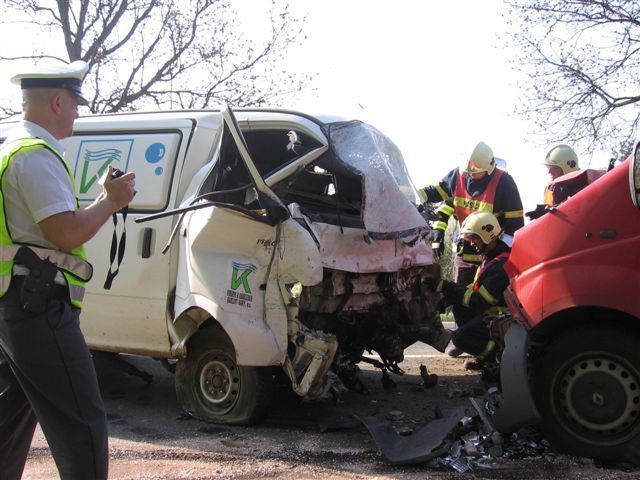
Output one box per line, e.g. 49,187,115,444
11,275,69,302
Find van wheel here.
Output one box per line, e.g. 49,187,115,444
175,327,273,424
534,327,640,465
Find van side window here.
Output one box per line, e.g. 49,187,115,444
202,128,255,207
243,130,321,177
200,128,322,209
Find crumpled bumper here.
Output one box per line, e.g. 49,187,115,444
492,322,542,432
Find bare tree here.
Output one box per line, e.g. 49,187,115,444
503,0,640,157
0,0,312,115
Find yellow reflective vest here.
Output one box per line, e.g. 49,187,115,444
0,138,92,308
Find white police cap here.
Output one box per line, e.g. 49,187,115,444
10,60,90,106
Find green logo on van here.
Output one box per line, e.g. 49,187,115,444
79,148,123,193
230,262,256,294
226,262,256,308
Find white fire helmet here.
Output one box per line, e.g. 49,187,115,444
465,141,496,175
460,211,502,245
544,144,579,175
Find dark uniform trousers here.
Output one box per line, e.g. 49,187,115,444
449,303,493,358
0,279,108,480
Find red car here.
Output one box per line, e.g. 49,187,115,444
493,147,640,465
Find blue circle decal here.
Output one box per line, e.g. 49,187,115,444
155,166,164,176
145,143,166,164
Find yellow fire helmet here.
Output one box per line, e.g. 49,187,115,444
544,144,579,175
460,211,502,245
465,141,496,175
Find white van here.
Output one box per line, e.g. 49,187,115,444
0,107,448,423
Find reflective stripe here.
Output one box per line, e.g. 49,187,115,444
470,252,510,314
67,282,85,305
433,220,448,231
0,138,89,308
434,184,450,200
0,245,91,280
477,340,496,360
461,252,483,262
418,188,428,203
477,284,499,305
502,209,524,219
437,203,455,216
453,196,495,213
462,286,473,307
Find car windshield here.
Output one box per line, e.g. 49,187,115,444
324,120,427,239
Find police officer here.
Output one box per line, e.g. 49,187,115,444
419,142,523,288
425,211,511,371
0,60,136,479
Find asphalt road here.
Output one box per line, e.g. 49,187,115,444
21,339,640,480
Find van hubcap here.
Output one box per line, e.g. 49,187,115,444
558,355,640,442
199,354,239,408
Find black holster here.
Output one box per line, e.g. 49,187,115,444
13,246,59,313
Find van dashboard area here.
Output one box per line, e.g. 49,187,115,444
201,127,364,226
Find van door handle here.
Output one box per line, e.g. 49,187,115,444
142,228,154,258
599,229,617,239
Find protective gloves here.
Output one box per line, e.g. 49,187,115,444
429,228,445,257
525,204,555,221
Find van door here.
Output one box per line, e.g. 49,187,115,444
64,119,201,356
175,108,325,364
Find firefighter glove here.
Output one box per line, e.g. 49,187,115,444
429,229,445,257
525,204,554,220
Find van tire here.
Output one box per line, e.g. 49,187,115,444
175,326,273,424
534,327,640,465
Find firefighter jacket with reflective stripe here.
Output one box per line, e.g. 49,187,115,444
453,168,504,224
438,239,511,318
419,167,524,264
419,167,525,235
0,138,92,308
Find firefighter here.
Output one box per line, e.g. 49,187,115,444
424,211,511,371
419,141,523,288
526,144,580,220
0,60,136,479
542,144,579,206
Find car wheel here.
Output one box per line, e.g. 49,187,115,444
534,327,640,465
175,326,274,424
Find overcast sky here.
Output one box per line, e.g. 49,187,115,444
277,0,551,210
1,0,613,212
241,0,614,212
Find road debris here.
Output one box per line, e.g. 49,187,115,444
419,363,438,388
356,392,556,469
356,407,465,465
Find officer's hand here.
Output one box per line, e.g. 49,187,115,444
423,276,442,291
104,165,136,210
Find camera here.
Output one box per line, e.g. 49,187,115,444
111,167,125,179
